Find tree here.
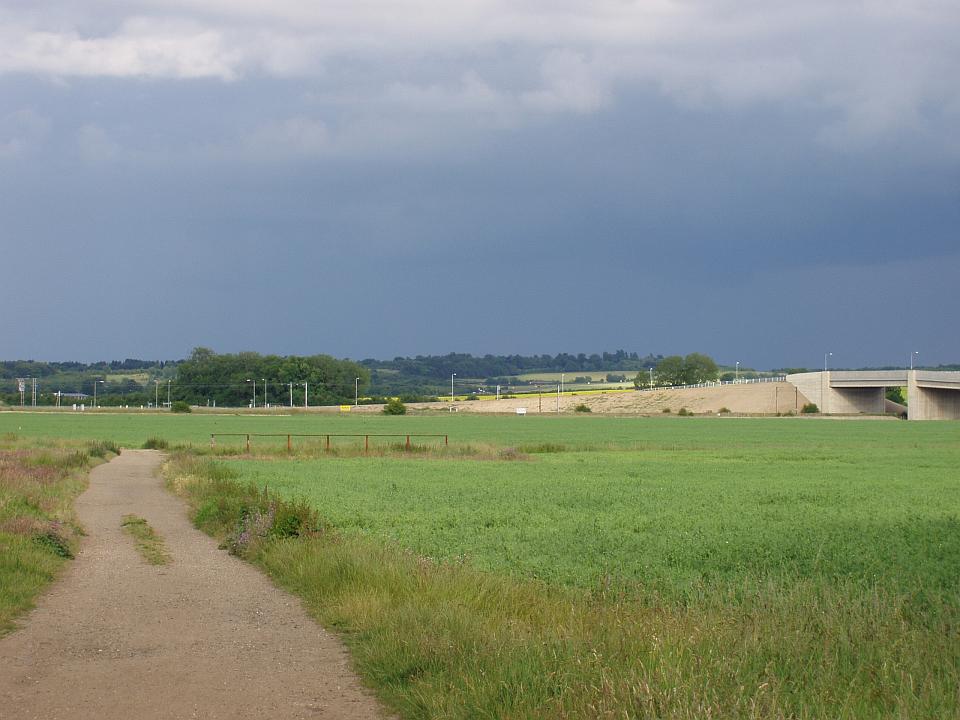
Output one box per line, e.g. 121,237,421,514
654,356,686,386
651,353,718,387
682,353,718,384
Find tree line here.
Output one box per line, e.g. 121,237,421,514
174,348,369,407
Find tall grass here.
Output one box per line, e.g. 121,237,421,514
168,454,960,719
0,439,112,634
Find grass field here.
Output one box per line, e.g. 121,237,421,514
4,411,960,717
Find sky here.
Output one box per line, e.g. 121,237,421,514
1,1,958,370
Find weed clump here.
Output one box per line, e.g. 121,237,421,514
677,407,692,416
142,437,170,450
574,403,592,413
802,403,820,414
174,458,320,558
518,442,566,454
87,440,120,458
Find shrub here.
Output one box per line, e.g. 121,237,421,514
718,407,731,414
142,437,169,450
383,397,407,415
465,394,480,401
574,403,591,413
170,400,191,413
678,407,692,416
801,403,820,414
662,407,672,413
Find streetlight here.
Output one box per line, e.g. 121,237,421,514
561,373,565,395
154,380,159,410
648,367,653,389
910,351,919,370
246,379,255,408
451,373,456,404
262,378,266,408
93,379,104,408
355,377,360,406
735,361,740,383
824,352,833,372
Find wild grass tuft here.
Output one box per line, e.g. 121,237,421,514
121,515,172,565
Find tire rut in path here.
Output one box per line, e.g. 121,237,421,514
0,450,389,720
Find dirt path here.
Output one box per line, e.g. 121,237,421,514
0,450,388,720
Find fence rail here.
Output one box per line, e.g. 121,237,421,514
210,432,449,452
636,376,787,392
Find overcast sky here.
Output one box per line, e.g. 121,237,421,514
1,1,958,369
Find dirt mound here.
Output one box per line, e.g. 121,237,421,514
348,382,809,416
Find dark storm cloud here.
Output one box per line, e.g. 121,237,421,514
1,2,958,367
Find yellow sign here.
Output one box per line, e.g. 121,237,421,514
340,405,352,412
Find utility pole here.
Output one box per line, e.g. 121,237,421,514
166,380,171,408
304,382,308,408
556,384,560,413
289,382,293,408
355,377,360,407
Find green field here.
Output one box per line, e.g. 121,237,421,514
5,410,960,717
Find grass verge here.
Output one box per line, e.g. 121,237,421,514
121,515,172,565
0,438,112,635
166,453,960,719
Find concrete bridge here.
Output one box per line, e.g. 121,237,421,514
786,370,960,420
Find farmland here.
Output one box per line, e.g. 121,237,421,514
4,410,960,717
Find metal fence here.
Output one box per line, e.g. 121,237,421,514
210,432,449,452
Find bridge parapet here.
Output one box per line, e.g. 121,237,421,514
829,370,907,387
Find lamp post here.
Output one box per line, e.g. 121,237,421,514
648,367,653,389
824,352,833,372
93,379,104,408
166,380,171,408
910,351,919,370
355,377,360,407
155,380,159,410
262,378,266,408
735,361,740,383
451,373,456,404
303,382,308,408
246,379,255,408
289,382,293,408
561,373,565,395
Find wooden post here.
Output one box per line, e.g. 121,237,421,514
326,434,330,451
405,435,411,450
445,435,448,446
287,434,292,452
246,434,250,452
365,435,369,453
210,434,215,448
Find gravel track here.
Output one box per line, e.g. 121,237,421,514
0,450,388,720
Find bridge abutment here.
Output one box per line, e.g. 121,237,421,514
908,370,960,420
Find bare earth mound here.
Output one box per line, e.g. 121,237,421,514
0,450,388,720
348,381,809,415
